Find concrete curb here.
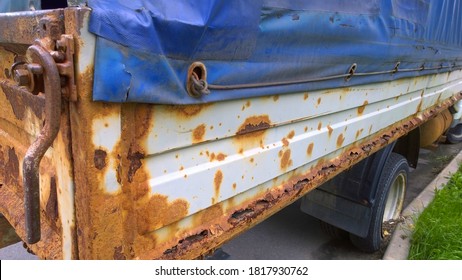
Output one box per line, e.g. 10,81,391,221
382,150,462,260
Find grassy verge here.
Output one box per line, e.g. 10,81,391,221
408,164,462,260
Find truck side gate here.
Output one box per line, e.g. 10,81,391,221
0,2,461,259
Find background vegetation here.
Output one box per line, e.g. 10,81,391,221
408,165,462,260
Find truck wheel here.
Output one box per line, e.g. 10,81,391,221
349,153,408,252
446,124,462,144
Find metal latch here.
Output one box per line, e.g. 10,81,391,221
11,16,75,244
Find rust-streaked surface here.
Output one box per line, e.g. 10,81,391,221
58,9,462,259
0,50,65,259
0,9,76,259
2,7,462,260
0,9,64,53
69,31,462,259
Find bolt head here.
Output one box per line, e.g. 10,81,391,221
14,69,31,86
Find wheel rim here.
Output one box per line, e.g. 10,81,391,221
383,172,406,222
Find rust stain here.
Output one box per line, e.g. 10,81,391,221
127,148,145,183
192,124,206,143
136,194,190,235
133,181,150,201
69,67,125,259
282,138,289,147
163,230,209,257
318,122,323,130
216,153,227,161
436,93,442,103
232,183,237,190
190,204,224,233
304,93,309,100
279,149,292,170
5,147,19,188
416,99,423,113
327,125,334,137
337,133,345,148
355,129,364,140
94,149,107,170
212,170,223,204
317,97,322,106
287,130,295,139
45,176,59,224
273,95,279,101
357,100,369,115
306,142,314,157
207,152,227,162
169,104,210,118
236,115,271,136
1,82,45,120
113,246,126,260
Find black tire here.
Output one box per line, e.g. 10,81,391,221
349,153,408,253
319,220,349,240
446,124,462,144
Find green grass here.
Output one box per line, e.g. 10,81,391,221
408,164,462,260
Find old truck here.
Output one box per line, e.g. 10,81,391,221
0,0,461,259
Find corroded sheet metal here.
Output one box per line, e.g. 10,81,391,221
151,72,462,259
4,7,461,260
70,16,462,258
0,9,64,46
0,11,76,258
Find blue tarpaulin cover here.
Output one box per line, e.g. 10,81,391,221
88,0,462,104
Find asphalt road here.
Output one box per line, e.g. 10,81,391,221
1,142,461,260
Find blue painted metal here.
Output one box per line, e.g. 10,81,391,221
88,0,462,104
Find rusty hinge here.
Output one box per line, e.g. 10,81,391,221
9,15,76,244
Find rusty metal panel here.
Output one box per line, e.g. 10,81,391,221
0,9,76,259
68,4,462,256
0,9,64,46
67,7,462,259
2,7,462,260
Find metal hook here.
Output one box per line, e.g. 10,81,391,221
23,43,62,244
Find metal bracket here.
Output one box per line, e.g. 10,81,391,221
13,16,76,101
56,34,77,102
